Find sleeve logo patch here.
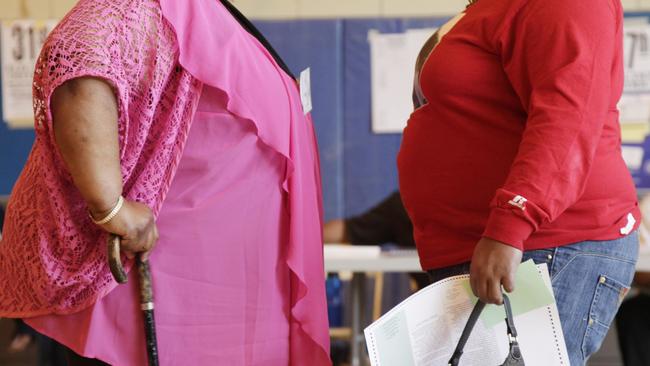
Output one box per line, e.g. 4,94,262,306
507,195,528,211
620,213,636,236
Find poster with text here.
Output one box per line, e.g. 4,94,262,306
1,20,57,128
623,23,650,94
369,28,435,134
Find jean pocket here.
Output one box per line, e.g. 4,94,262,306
582,274,630,358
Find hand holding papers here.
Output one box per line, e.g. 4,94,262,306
364,260,569,366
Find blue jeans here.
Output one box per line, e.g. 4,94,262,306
428,232,639,366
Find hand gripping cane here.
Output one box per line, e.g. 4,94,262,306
108,235,160,366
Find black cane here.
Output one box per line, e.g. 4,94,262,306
108,235,160,366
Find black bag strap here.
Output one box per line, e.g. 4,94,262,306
503,294,518,340
448,294,519,366
219,0,296,79
448,300,485,365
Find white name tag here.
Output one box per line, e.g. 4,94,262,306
300,67,313,115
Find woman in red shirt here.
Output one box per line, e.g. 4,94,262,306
398,0,639,364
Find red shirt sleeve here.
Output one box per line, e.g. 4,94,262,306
482,0,621,249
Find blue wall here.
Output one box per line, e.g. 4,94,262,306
0,13,648,219
0,98,34,195
257,20,346,219
258,18,445,219
340,18,446,217
0,124,32,195
6,15,644,220
0,17,448,220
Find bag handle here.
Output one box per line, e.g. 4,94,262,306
503,294,518,341
448,294,519,366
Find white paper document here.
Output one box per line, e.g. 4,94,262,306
364,262,569,366
623,23,650,93
1,19,57,128
618,94,650,124
369,28,435,134
622,145,645,170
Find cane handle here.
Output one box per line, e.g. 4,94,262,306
108,234,128,284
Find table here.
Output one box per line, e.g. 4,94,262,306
324,245,422,366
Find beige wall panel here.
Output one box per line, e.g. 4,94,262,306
382,0,465,17
2,0,650,22
635,0,650,10
622,0,640,10
233,0,299,20
24,0,51,18
298,0,381,18
0,0,24,19
51,0,77,18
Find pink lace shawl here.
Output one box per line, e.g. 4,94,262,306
0,0,330,363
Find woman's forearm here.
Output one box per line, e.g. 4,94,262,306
52,77,123,216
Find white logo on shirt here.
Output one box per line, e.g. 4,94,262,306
507,195,527,210
620,213,636,236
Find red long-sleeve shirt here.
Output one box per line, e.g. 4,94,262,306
397,0,640,270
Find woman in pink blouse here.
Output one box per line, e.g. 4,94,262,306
0,1,330,365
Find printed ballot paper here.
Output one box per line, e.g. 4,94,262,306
364,261,569,366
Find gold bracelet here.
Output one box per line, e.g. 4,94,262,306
90,196,125,225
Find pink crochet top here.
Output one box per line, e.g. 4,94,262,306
0,0,329,362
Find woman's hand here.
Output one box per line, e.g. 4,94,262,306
470,237,522,305
92,200,159,260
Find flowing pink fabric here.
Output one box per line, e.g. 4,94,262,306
28,86,295,365
158,2,330,363
0,0,330,364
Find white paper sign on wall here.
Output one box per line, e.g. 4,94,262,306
369,28,435,134
1,20,57,129
623,23,650,94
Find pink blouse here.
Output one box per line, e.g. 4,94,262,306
0,0,330,363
